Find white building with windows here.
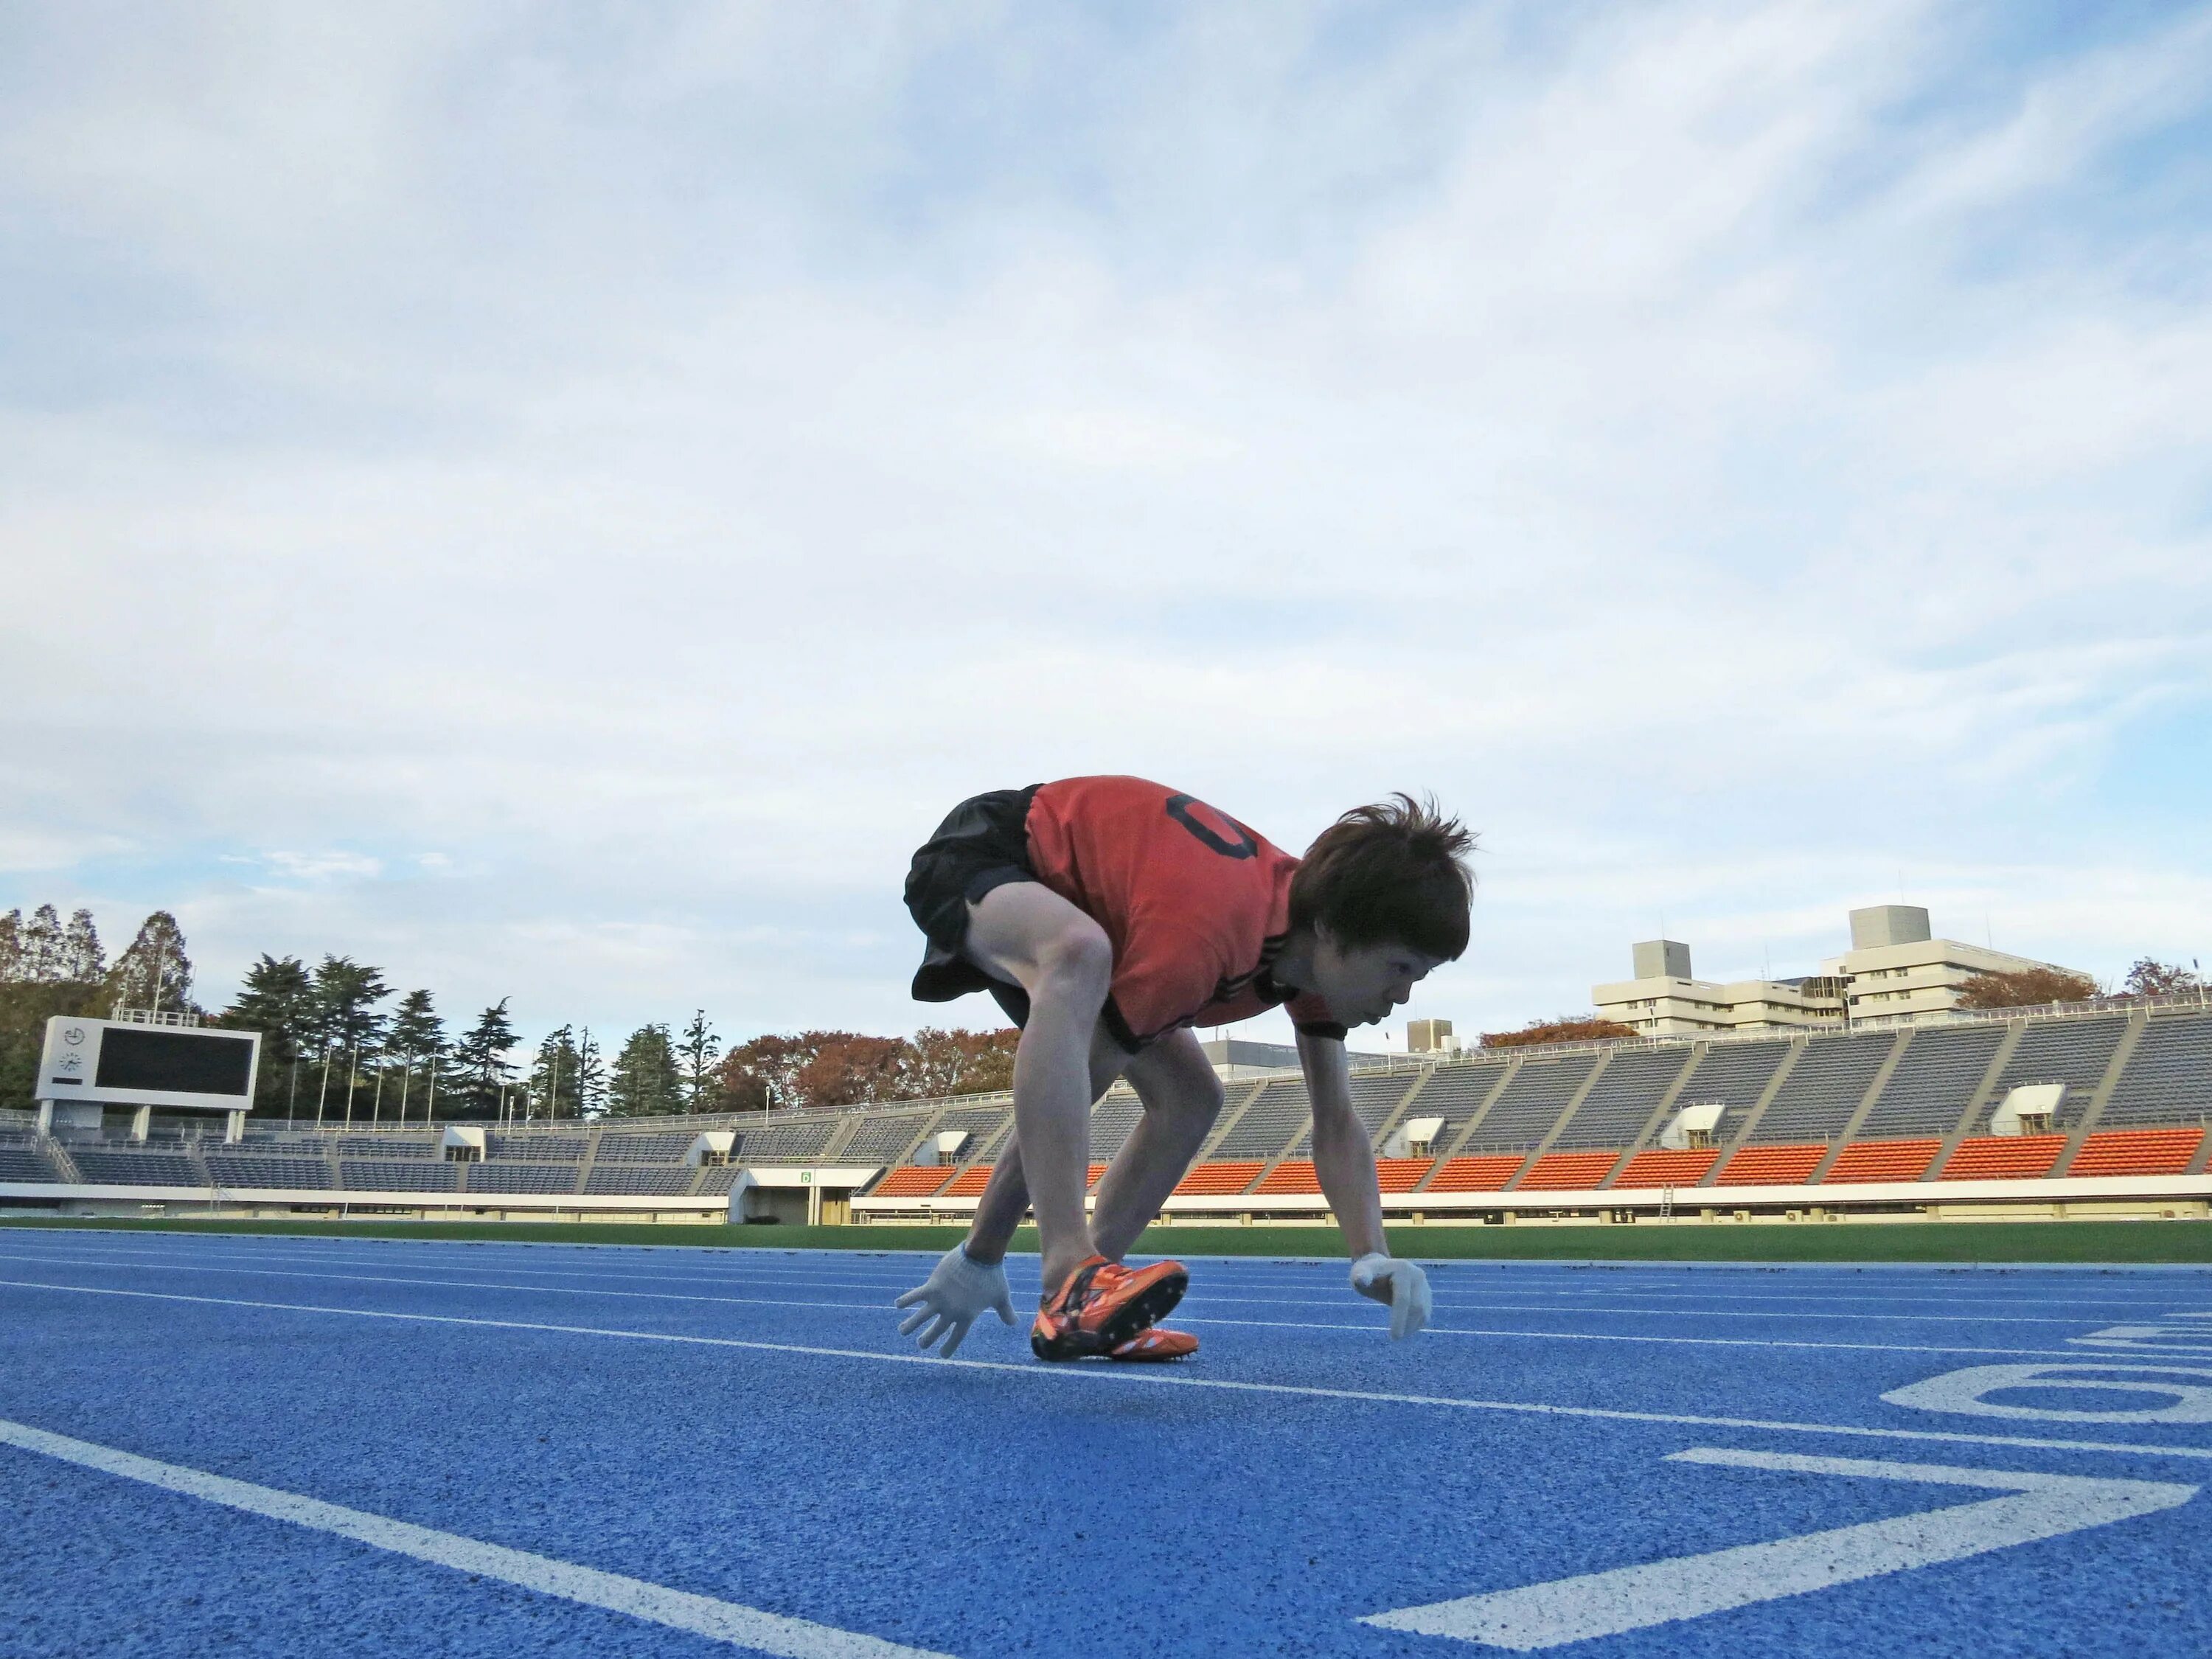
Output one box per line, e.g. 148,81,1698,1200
1592,907,2088,1035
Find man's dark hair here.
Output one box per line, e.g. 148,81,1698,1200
1289,795,1475,960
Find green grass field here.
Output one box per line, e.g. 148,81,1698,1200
6,1214,2210,1263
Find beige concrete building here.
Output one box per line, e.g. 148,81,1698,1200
1592,906,2089,1035
1592,938,1846,1036
1818,905,2071,1023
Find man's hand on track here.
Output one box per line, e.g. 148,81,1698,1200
895,1242,1016,1358
1349,1253,1433,1340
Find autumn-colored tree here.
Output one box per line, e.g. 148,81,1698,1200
1481,1015,1638,1049
908,1026,1020,1098
2121,959,2202,1000
1955,967,2101,1010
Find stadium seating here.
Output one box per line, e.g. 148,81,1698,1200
467,1163,579,1194
1401,1060,1511,1152
2096,1015,2212,1127
594,1131,693,1162
1374,1158,1435,1192
1086,1163,1107,1189
1822,1138,1942,1183
71,1150,204,1186
1463,1054,1599,1152
872,1166,956,1197
838,1114,934,1165
203,1152,333,1190
486,1133,585,1161
1426,1155,1526,1192
1172,1161,1265,1196
1976,1016,2128,1130
733,1120,839,1162
1612,1148,1718,1187
1213,1081,1315,1159
1516,1150,1623,1191
1750,1033,1893,1144
1854,1027,2003,1138
1714,1143,1827,1186
1255,1160,1320,1195
1088,1093,1147,1164
339,1159,458,1191
1672,1041,1791,1143
942,1164,994,1197
582,1165,692,1195
2067,1127,2203,1177
335,1135,438,1158
1284,1071,1420,1156
0,1141,59,1182
1938,1135,2067,1180
1548,1049,1691,1150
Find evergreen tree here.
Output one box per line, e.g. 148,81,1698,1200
449,999,519,1119
0,909,20,981
607,1024,684,1117
678,1009,722,1113
528,1026,584,1121
110,911,193,1012
574,1026,608,1120
304,955,392,1124
59,910,105,982
386,990,447,1124
221,954,316,1117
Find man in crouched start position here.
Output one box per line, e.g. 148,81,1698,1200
893,776,1472,1362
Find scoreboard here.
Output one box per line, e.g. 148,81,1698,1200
38,1017,262,1114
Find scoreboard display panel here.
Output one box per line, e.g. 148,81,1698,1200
39,1018,261,1113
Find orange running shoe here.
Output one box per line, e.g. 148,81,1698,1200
1107,1327,1197,1363
1029,1254,1188,1360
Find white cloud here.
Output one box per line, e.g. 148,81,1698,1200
1,1,2207,1042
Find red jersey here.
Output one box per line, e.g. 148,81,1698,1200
1024,776,1345,1048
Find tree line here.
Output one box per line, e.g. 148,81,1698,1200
0,902,1017,1124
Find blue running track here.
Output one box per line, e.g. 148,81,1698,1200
4,1229,2210,1656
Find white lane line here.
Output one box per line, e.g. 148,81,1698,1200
1,1254,2117,1358
13,1236,2200,1311
1,1248,2149,1332
0,1416,950,1659
10,1277,2212,1464
1360,1448,2197,1651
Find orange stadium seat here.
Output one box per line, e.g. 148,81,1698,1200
1517,1151,1624,1191
1172,1161,1265,1196
1939,1135,2067,1180
1427,1155,1527,1192
1256,1160,1321,1195
1086,1163,1107,1190
2068,1127,2205,1178
1822,1139,1942,1183
1714,1144,1827,1186
943,1164,995,1197
1613,1149,1719,1188
1374,1158,1436,1192
873,1165,956,1197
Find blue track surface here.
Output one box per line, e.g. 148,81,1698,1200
4,1230,2210,1657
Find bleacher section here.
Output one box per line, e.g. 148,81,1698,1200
1975,1016,2128,1130
1674,1040,1790,1143
203,1152,333,1190
71,1150,204,1186
2098,1015,2212,1127
1750,1032,1893,1144
1461,1054,1596,1152
1854,1026,2003,1138
1549,1048,1689,1150
6,1007,2208,1220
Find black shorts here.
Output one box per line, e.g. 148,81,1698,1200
904,785,1042,1027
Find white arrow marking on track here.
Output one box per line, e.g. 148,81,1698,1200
1360,1448,2194,1652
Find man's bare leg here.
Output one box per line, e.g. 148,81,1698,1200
1090,1029,1225,1263
955,881,1121,1296
962,1025,1128,1270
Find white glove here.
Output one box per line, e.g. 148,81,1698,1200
1350,1252,1433,1340
894,1243,1016,1358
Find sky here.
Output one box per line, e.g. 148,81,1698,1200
4,0,2210,1055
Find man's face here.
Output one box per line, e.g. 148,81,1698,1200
1311,930,1446,1028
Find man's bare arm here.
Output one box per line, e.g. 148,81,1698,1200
1298,1029,1387,1259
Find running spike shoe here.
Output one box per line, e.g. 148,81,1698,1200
1107,1327,1197,1363
1029,1254,1188,1360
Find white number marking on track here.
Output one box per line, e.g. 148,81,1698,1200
1359,1448,2194,1652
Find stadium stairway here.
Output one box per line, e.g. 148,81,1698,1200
2050,1011,2150,1176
